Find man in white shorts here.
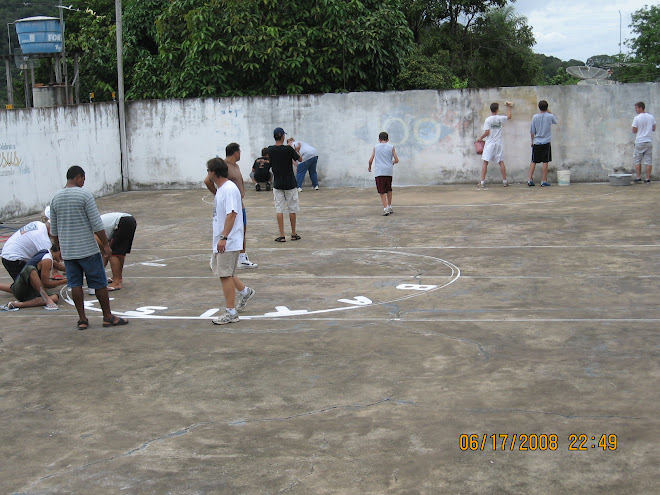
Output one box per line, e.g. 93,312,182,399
476,101,512,189
268,127,302,242
632,101,656,183
207,157,255,325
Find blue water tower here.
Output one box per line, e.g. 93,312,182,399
15,16,63,54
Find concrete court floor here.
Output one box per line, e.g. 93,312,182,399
0,182,658,495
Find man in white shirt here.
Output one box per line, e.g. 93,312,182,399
632,101,656,183
287,138,319,192
476,101,512,188
1,221,53,280
207,157,255,324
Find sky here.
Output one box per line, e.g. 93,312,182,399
511,0,651,63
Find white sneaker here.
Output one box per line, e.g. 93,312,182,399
236,287,255,312
502,180,508,187
313,185,319,190
387,206,393,214
382,208,390,216
297,187,303,192
212,310,239,325
477,182,487,190
237,256,258,269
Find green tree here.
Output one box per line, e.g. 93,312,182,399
465,6,542,87
129,0,413,99
619,5,660,83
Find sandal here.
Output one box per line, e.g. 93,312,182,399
275,236,286,242
103,316,129,327
77,319,89,330
43,303,59,311
1,302,19,311
290,234,301,241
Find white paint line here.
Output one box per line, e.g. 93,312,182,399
131,244,660,251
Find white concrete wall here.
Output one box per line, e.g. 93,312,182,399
1,83,658,220
0,103,122,220
126,83,659,190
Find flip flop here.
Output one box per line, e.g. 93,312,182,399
290,234,301,241
50,274,65,280
77,319,89,330
107,287,121,291
275,236,286,242
1,302,19,311
103,316,129,327
43,304,59,311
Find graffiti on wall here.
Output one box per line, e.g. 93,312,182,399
357,105,456,157
0,143,26,176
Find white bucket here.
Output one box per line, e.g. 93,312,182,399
557,170,570,186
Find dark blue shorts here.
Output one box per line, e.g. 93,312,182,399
64,253,108,289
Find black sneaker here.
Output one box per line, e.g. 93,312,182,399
644,179,651,183
527,180,535,187
265,183,271,191
255,184,261,191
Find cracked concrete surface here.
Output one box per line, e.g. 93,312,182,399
0,184,658,494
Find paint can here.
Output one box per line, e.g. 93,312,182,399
557,170,570,186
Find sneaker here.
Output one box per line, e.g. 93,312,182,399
502,180,508,187
237,256,258,269
387,206,393,214
313,185,319,190
477,181,487,190
265,183,271,191
527,180,535,187
540,182,551,187
255,184,261,191
644,179,651,183
633,178,642,183
236,287,255,312
382,208,390,216
297,187,303,192
212,310,239,325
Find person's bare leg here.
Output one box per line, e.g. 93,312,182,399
645,164,652,181
71,286,87,322
380,193,388,208
232,276,245,293
108,255,124,289
289,213,297,236
528,162,536,181
542,162,549,183
499,161,507,181
11,293,59,309
481,161,488,182
94,287,114,321
241,224,246,254
277,213,285,237
0,283,12,293
221,276,236,309
634,163,642,179
386,191,393,207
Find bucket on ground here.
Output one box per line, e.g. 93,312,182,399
557,170,571,186
608,173,632,186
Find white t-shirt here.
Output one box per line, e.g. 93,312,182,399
632,112,656,143
483,115,508,144
292,141,318,162
101,212,130,238
212,180,244,253
1,221,52,261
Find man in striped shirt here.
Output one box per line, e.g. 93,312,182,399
50,166,128,330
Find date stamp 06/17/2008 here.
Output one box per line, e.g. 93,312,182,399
459,434,618,452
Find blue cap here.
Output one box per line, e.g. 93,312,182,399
273,127,286,136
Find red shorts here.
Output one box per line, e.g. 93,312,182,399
375,176,392,194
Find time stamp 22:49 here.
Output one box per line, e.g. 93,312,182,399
459,434,618,451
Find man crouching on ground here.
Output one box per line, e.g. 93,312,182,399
207,158,255,324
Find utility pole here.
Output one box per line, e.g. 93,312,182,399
116,0,129,191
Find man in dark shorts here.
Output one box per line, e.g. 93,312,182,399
0,245,66,311
268,128,302,242
528,100,558,187
100,212,137,291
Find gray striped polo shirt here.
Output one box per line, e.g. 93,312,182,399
50,187,104,260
